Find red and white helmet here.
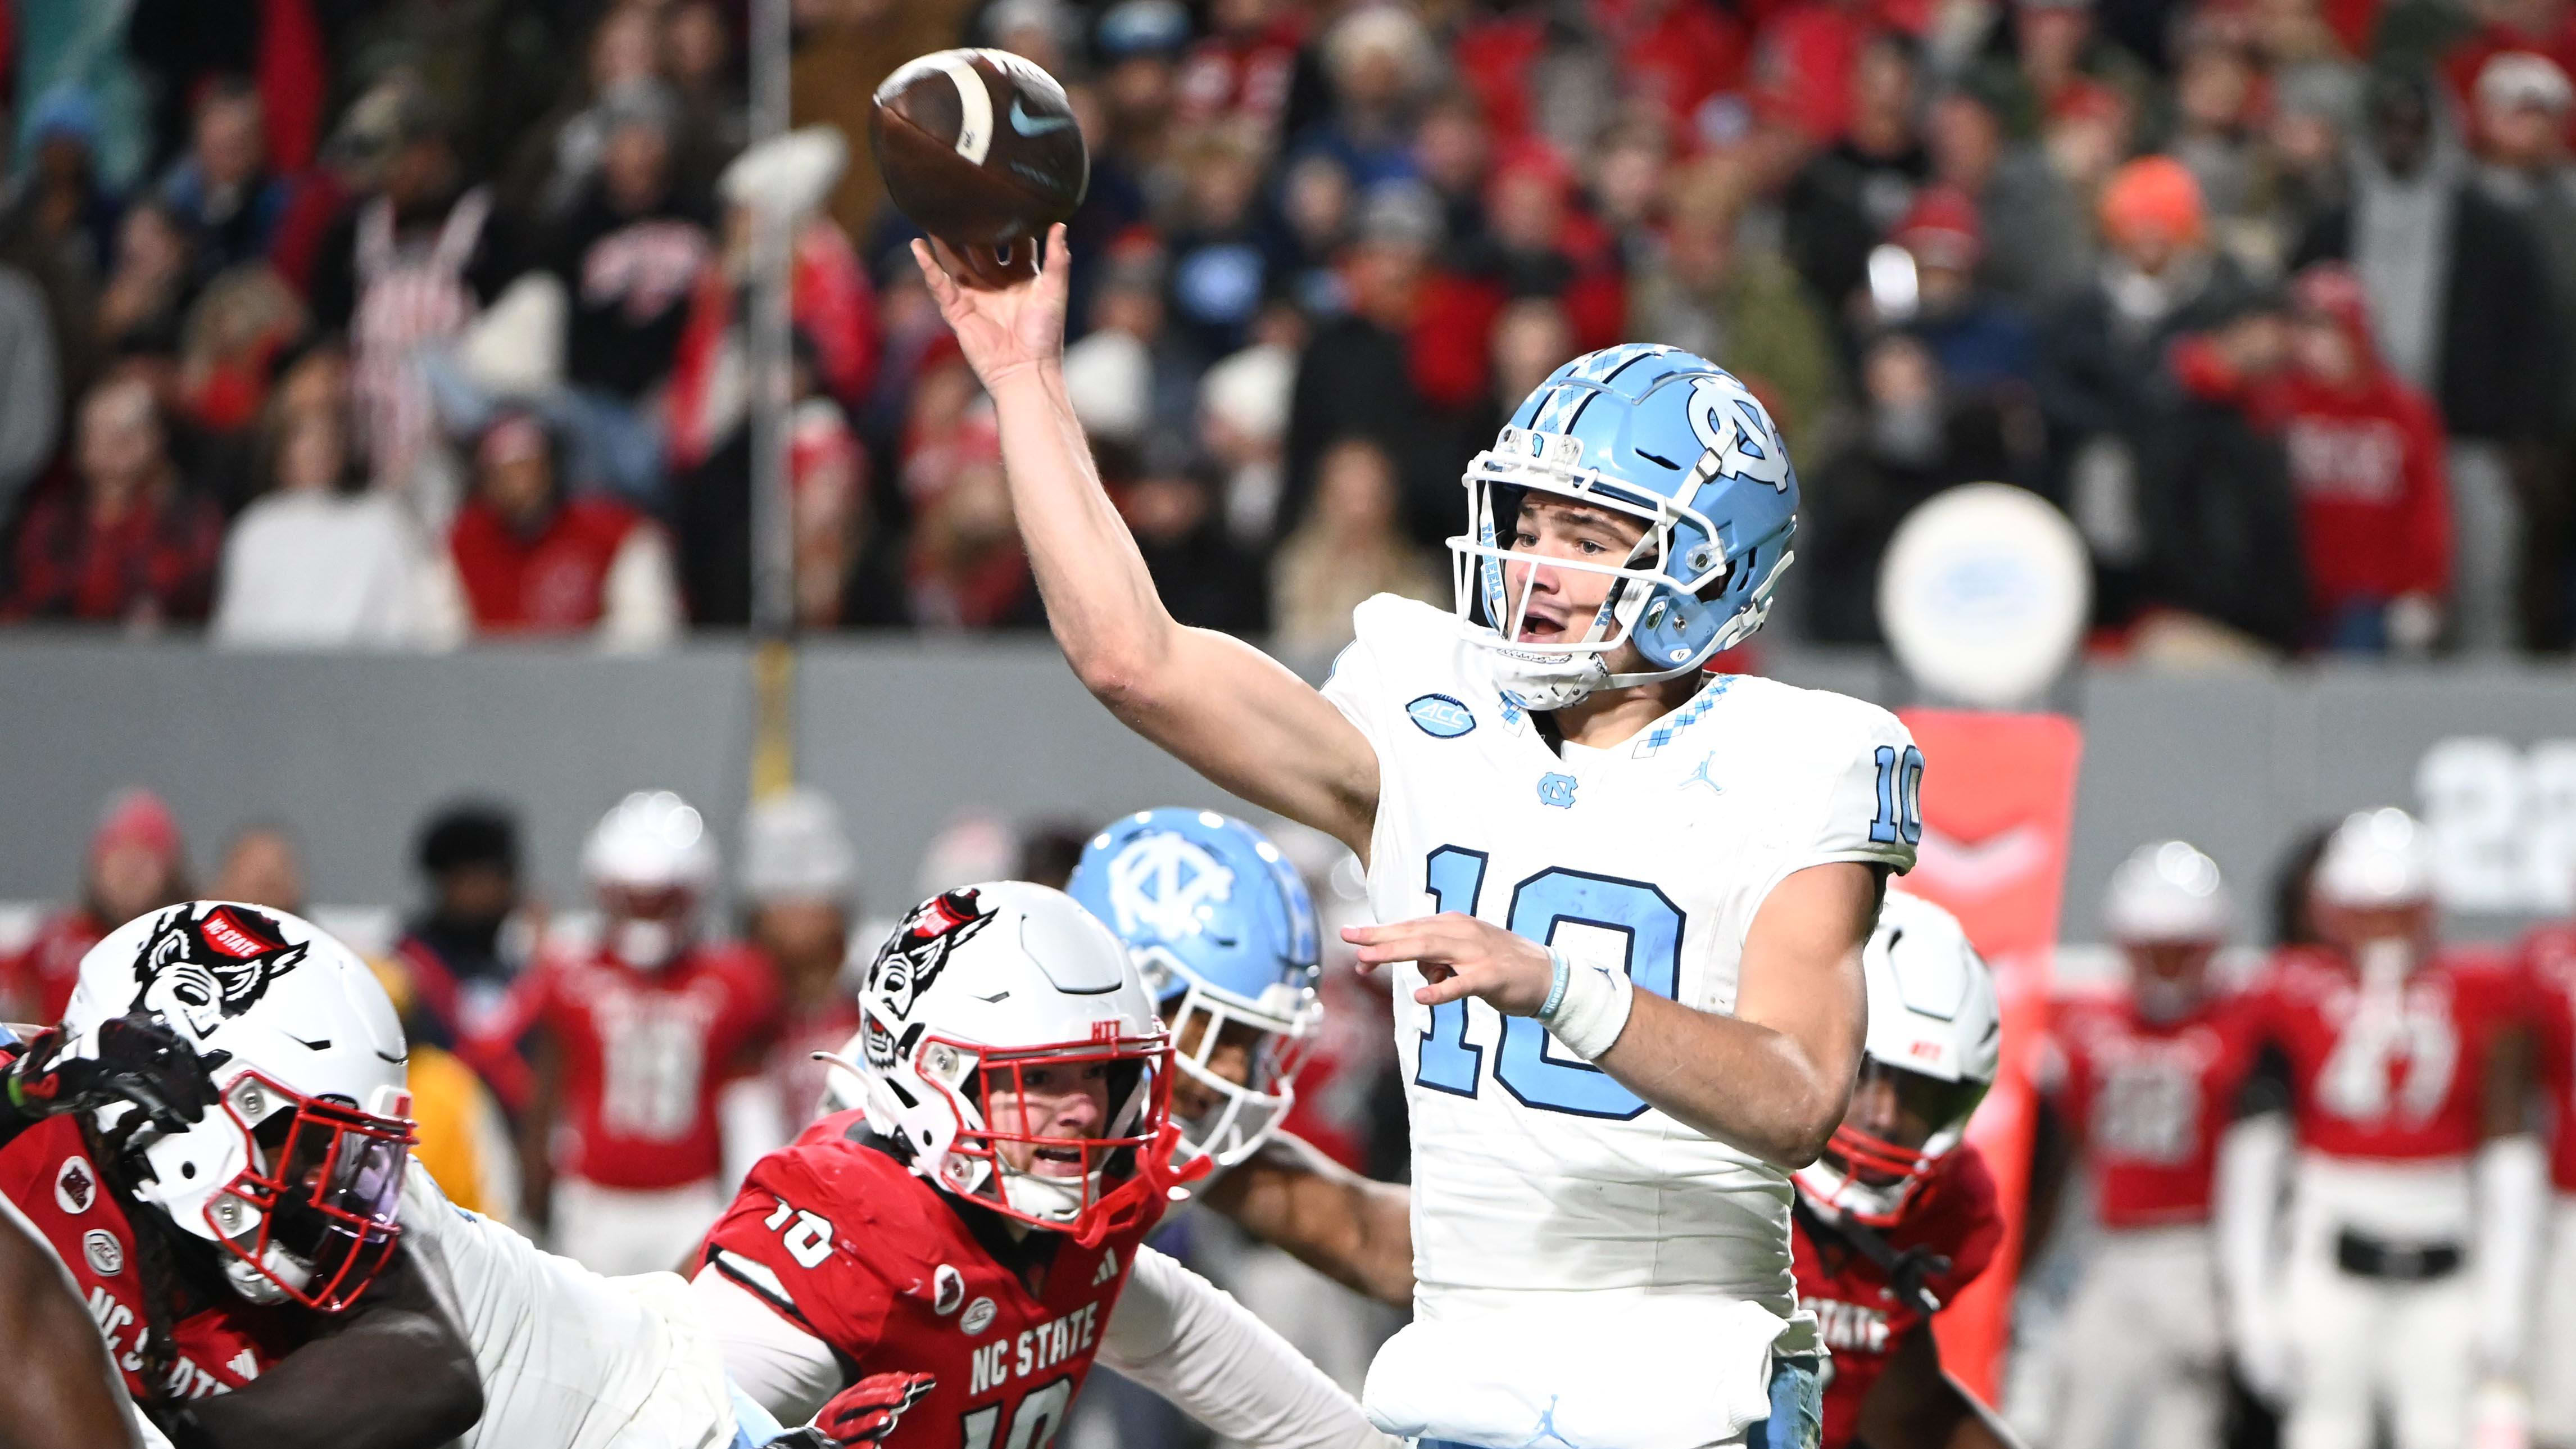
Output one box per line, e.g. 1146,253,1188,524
824,882,1184,1245
61,902,414,1311
1794,890,2000,1225
583,790,718,970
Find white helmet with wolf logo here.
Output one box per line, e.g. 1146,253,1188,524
61,902,414,1312
823,882,1179,1244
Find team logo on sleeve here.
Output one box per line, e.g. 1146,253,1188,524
128,903,309,1036
1405,694,1477,739
55,1157,96,1214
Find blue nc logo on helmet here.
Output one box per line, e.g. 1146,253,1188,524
1449,345,1800,708
1066,808,1324,1172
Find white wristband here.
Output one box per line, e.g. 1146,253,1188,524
1540,961,1634,1060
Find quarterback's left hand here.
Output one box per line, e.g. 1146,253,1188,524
1345,914,1554,1016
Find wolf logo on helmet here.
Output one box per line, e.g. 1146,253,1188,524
129,903,309,1035
864,889,998,1067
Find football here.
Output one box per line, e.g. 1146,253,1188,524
870,48,1089,257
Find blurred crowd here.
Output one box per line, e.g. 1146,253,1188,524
1,0,2573,656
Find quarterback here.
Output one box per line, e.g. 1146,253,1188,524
917,227,1919,1447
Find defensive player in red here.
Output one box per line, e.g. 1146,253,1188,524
0,901,480,1449
1788,891,2019,1449
498,789,783,1274
2216,809,2545,1449
690,882,1396,1449
2518,904,2576,1449
2030,841,2258,1449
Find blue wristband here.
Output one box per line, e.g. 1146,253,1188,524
1538,949,1571,1020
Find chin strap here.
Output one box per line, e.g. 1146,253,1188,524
1791,1192,1951,1317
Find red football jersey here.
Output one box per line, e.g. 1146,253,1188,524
0,1116,305,1403
514,941,782,1189
704,1111,1165,1448
2519,925,2576,1192
2243,945,2521,1162
2048,994,2261,1227
1793,1143,2003,1449
3,908,106,1024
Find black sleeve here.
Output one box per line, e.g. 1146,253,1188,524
302,209,365,339
2234,1040,2293,1120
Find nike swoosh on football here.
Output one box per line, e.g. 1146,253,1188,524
1008,99,1074,136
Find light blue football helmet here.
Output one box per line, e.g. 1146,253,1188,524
1452,343,1801,708
1065,809,1323,1172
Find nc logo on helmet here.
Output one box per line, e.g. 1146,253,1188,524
1108,835,1234,942
1686,375,1792,493
129,903,309,1039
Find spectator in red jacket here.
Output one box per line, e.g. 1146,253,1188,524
2,787,189,1024
3,373,224,626
2175,264,2451,653
444,409,681,647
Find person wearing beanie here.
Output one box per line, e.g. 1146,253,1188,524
1,787,189,1023
391,800,530,1058
731,784,866,1163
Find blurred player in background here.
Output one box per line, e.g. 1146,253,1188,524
695,883,1398,1449
0,903,480,1447
1791,891,2015,1449
736,785,864,1158
1064,807,1412,1306
4,787,189,1023
2217,808,2543,1449
392,801,529,1055
2031,841,2257,1449
920,226,1911,1449
501,789,781,1274
2516,902,2576,1449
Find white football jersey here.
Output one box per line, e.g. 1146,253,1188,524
1322,597,1919,1440
400,1163,741,1449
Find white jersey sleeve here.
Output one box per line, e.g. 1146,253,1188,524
1099,1245,1398,1449
1317,594,1426,763
1756,694,1921,898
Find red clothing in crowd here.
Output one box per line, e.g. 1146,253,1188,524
448,494,654,632
2,482,226,624
1176,11,1309,134
2446,16,2576,146
1,909,106,1025
2173,269,2450,628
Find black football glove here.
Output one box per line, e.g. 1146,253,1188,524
6,1011,225,1134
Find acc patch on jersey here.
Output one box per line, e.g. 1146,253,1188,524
1406,694,1477,739
55,1156,96,1215
83,1228,123,1276
961,1296,997,1334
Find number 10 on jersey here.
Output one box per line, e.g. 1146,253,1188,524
1411,846,1682,1120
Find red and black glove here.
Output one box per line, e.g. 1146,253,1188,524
6,1012,224,1134
784,1372,937,1448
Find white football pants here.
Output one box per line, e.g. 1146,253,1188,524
550,1176,726,1278
2051,1224,2227,1449
2281,1215,2475,1449
2531,1196,2576,1449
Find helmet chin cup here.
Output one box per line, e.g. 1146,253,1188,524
611,919,682,971
223,1244,307,1305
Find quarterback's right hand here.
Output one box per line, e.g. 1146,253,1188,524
6,1012,222,1131
912,223,1069,390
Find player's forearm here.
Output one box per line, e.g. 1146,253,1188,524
1595,993,1852,1168
1209,1134,1415,1307
0,1202,148,1449
987,365,1184,698
189,1260,481,1449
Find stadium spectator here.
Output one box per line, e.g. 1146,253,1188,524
1783,31,1933,323
1176,0,1309,142
209,821,305,913
211,348,451,649
1095,0,1192,181
1271,436,1441,653
1063,244,1201,451
736,785,864,1155
0,259,61,524
543,79,714,505
1115,445,1268,636
1802,332,1985,644
155,78,292,283
1890,186,2037,395
1297,6,1438,191
2173,264,2451,653
2471,52,2576,650
445,410,680,647
3,373,225,626
172,264,302,455
1162,129,1279,360
2293,69,2557,651
1,787,188,1024
1199,338,1297,546
1628,162,1840,461
394,801,529,1058
93,200,196,358
905,426,1037,629
663,0,749,195
1412,89,1494,249
2,88,121,286
1282,184,1444,544
1926,83,2090,312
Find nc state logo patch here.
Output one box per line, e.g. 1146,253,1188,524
55,1156,96,1215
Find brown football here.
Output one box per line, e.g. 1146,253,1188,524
870,49,1089,252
